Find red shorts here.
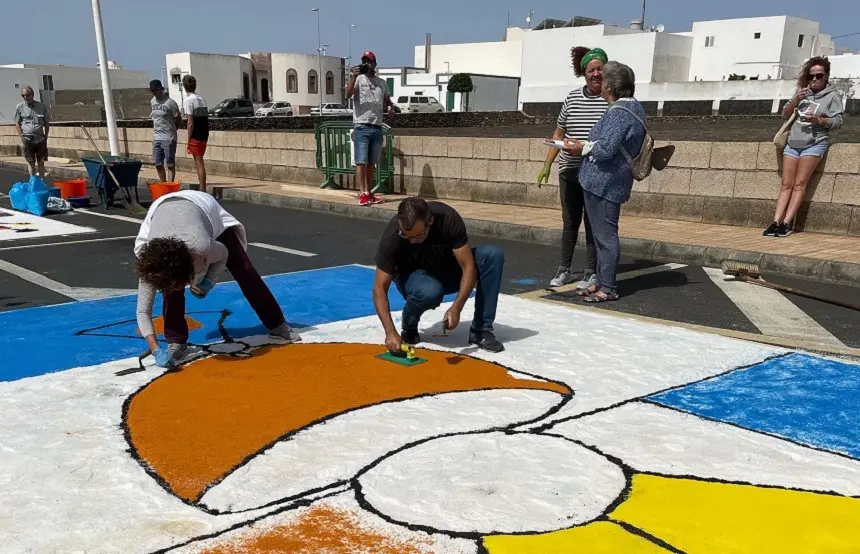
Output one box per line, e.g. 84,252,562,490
187,138,207,157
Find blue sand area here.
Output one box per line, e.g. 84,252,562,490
0,265,456,382
649,353,860,460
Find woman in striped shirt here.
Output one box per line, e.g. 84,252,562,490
538,47,609,289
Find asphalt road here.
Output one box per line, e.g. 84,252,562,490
2,168,859,352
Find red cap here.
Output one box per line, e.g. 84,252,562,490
361,51,377,62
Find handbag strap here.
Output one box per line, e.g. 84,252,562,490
609,102,647,164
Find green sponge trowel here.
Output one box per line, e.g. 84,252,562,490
376,345,428,366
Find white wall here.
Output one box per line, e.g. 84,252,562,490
831,53,860,79
0,68,41,124
187,53,245,106
239,55,254,100
689,17,787,81
0,63,147,90
415,41,522,77
779,18,821,78
470,75,519,111
652,33,693,82
270,53,343,110
165,53,191,103
636,79,799,102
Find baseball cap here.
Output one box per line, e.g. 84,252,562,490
361,51,377,63
149,79,164,92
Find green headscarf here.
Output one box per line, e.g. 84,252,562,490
580,48,609,70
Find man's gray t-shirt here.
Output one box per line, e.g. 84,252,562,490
14,101,49,143
151,97,181,142
353,75,387,126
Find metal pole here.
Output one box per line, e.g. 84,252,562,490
91,0,119,156
641,0,646,28
313,8,322,112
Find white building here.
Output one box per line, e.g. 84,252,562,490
378,67,520,112
0,63,148,124
165,51,345,114
416,15,857,111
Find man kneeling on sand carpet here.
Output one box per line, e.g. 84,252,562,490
372,197,506,354
135,190,300,368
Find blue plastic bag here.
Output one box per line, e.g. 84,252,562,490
28,176,48,192
26,190,50,216
9,182,28,211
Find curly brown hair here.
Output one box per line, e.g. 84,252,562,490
797,56,831,88
135,237,195,291
570,46,592,77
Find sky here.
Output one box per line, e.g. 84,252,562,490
2,0,859,78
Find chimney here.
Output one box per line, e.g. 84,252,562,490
424,33,432,72
630,19,643,31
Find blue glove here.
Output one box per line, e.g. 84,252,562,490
153,347,175,369
190,278,215,299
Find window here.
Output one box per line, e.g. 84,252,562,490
754,32,761,39
429,98,439,104
239,100,252,107
798,34,805,47
286,69,298,93
397,96,408,103
418,97,429,104
325,71,334,95
42,75,54,90
171,74,181,85
705,36,715,47
410,97,420,103
386,77,395,95
308,70,318,94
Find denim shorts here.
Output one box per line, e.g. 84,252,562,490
353,124,383,165
153,139,177,167
784,141,829,159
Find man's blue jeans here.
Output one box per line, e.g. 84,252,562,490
395,245,505,333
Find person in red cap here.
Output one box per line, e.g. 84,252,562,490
346,50,395,206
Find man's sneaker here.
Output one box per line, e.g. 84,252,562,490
469,330,505,353
775,222,793,237
359,193,370,206
763,221,779,237
401,329,420,345
167,343,203,365
574,273,599,295
268,322,302,343
549,267,576,288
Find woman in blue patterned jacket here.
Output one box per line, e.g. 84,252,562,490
560,61,646,303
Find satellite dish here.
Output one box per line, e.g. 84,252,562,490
656,24,665,32
526,16,531,24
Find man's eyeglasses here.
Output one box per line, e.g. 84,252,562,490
21,93,33,98
809,73,826,81
399,218,432,242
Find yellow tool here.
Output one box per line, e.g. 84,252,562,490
402,344,416,359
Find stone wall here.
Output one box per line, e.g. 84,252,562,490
48,89,153,122
1,125,858,235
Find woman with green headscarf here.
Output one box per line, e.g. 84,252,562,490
538,47,609,290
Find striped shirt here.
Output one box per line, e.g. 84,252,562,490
557,86,609,169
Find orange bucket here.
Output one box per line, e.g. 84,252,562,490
148,182,181,201
54,178,87,199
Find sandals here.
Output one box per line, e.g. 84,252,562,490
575,284,600,297
583,290,619,303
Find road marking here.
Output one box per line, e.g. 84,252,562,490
549,263,687,294
0,235,136,252
250,242,317,257
703,267,845,348
0,259,136,301
75,209,143,225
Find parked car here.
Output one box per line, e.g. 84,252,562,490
395,95,445,114
209,98,254,118
310,103,353,116
255,102,294,117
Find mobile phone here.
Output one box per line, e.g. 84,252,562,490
543,139,566,149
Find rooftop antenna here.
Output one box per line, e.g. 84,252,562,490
526,9,534,29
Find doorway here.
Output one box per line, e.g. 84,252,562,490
260,78,270,102
242,73,250,100
446,91,455,112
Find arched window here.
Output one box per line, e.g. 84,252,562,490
286,69,298,94
325,71,334,95
308,70,318,94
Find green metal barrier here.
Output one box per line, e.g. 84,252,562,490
314,120,395,194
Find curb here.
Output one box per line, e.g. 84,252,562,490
2,159,858,287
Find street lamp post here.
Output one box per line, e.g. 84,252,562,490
347,24,356,108
312,8,323,113
90,0,119,156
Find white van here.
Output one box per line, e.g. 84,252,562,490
395,95,445,114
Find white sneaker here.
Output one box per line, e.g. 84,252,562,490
167,343,203,364
549,267,576,287
574,273,599,293
268,322,302,343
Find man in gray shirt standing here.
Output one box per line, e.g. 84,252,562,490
149,79,182,182
14,86,50,179
345,51,395,206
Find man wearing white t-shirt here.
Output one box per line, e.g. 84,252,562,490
182,75,209,193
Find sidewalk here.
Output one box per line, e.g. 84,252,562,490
2,156,859,285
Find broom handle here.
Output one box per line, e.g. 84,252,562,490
744,277,860,312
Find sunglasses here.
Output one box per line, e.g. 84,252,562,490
809,73,826,81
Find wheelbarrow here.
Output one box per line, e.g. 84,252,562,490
82,156,143,210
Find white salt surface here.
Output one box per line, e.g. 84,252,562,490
0,207,96,242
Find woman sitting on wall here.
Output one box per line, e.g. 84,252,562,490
765,56,843,238
560,61,646,303
538,47,609,290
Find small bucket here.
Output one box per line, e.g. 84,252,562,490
148,182,181,202
54,178,87,199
